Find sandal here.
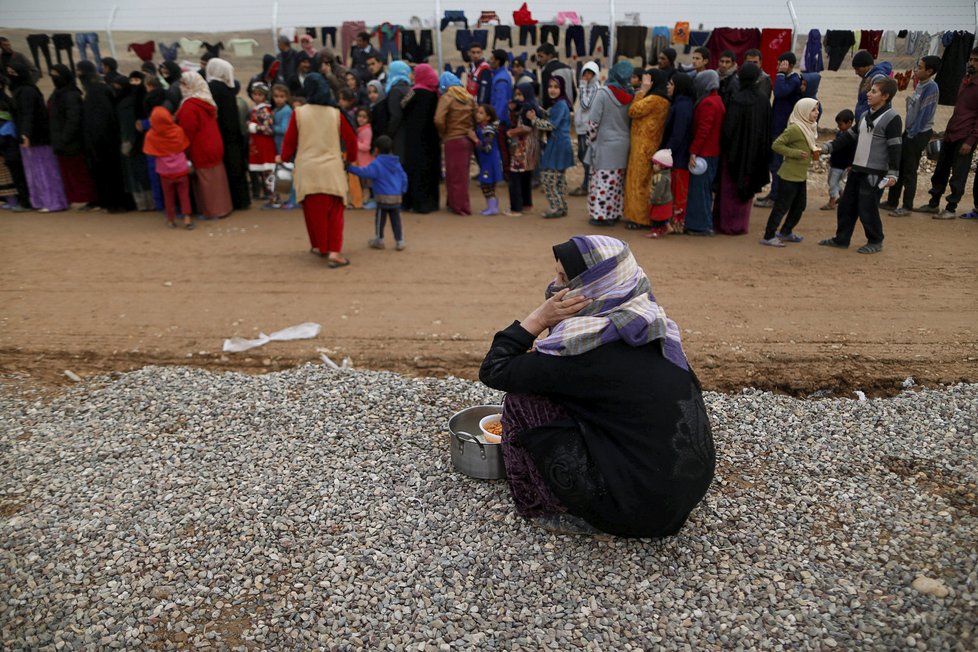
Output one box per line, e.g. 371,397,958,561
624,221,644,230
185,222,195,230
327,258,351,268
819,203,836,211
857,242,883,254
959,210,978,220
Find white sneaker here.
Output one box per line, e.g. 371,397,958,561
395,240,406,251
759,237,785,247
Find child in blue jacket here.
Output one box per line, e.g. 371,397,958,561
348,135,409,251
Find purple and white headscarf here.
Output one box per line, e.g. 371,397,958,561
535,235,688,370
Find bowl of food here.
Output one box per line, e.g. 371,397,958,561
479,414,503,444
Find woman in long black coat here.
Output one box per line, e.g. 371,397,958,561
48,63,96,206
205,58,250,210
76,60,130,212
400,63,440,213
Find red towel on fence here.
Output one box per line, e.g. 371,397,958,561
513,3,538,26
760,28,792,78
128,41,156,62
859,30,882,59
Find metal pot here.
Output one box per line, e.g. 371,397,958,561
448,405,505,480
267,162,294,196
926,139,941,161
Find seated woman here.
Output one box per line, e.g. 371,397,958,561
479,235,715,537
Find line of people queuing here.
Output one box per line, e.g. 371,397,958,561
2,32,976,262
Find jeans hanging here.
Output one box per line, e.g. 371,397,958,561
588,26,609,55
75,32,102,68
378,31,399,62
440,11,468,30
565,25,585,57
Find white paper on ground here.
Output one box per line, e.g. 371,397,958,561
223,322,321,353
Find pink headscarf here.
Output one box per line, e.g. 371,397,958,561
299,34,317,58
412,64,439,92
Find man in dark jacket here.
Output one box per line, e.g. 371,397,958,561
535,43,575,109
349,32,380,82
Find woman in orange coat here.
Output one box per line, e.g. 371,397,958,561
623,69,670,228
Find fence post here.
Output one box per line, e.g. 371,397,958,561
434,0,443,73
106,5,119,59
786,0,800,56
272,0,279,47
608,0,615,66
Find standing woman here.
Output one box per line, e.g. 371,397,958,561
158,61,183,113
279,74,358,267
584,61,634,226
176,72,232,219
662,74,695,231
76,60,129,212
8,58,68,212
713,63,771,235
206,58,250,211
48,64,97,208
384,61,412,166
113,72,155,211
401,63,441,213
434,71,475,216
623,69,671,228
684,70,725,235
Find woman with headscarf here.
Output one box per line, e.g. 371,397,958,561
76,60,129,212
384,60,412,165
584,61,633,226
48,63,97,207
623,68,671,228
158,61,183,113
205,58,250,210
365,80,388,149
175,72,232,219
315,47,349,96
401,63,440,213
8,57,68,211
279,73,358,267
249,55,281,95
434,71,476,215
662,74,696,231
713,63,771,235
479,234,715,536
503,81,540,216
532,75,574,218
113,71,154,210
657,48,678,80
685,70,725,235
571,61,601,197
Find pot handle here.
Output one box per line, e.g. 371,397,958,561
456,430,487,459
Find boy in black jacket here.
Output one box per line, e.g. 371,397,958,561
819,78,902,254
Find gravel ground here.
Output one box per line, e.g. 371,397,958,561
1,366,976,651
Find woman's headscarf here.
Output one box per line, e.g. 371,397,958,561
412,64,439,92
546,73,572,109
737,62,761,88
438,71,462,94
366,79,386,107
303,73,337,106
515,81,540,121
647,69,670,99
661,48,678,68
299,34,318,58
788,97,820,152
6,57,35,89
159,61,183,86
670,73,696,102
386,60,411,93
693,70,720,100
143,106,190,157
75,60,101,89
179,71,216,107
537,235,688,370
606,61,634,90
205,58,235,88
50,63,76,90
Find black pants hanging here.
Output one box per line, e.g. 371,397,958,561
565,26,585,57
887,130,930,209
402,30,434,64
519,25,537,47
833,171,885,246
27,34,52,75
493,25,513,48
589,26,610,55
321,27,337,48
927,138,975,211
540,25,559,47
615,26,648,66
52,33,74,70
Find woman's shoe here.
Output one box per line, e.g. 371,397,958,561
327,257,351,268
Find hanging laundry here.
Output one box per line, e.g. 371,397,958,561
228,39,259,57
880,30,897,53
823,30,855,71
513,3,538,26
685,30,710,55
928,32,944,56
801,29,823,72
672,22,690,45
615,25,649,66
127,41,156,62
859,30,882,58
936,31,976,105
555,12,581,26
477,11,501,28
760,28,792,78
905,31,923,55
705,28,761,67
650,26,672,62
179,38,204,55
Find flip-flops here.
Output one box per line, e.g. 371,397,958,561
959,210,978,220
327,258,351,268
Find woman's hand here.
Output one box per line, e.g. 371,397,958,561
521,288,592,337
525,108,536,121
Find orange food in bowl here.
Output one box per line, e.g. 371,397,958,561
484,421,503,436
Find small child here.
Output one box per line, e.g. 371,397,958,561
270,85,296,209
820,109,855,211
505,83,540,216
348,135,409,251
469,103,504,215
646,149,674,238
338,89,358,128
247,83,276,203
760,97,821,247
142,106,194,229
530,77,574,218
351,107,373,210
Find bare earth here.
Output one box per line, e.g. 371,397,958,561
1,177,976,395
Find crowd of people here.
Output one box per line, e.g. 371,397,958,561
1,31,977,261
